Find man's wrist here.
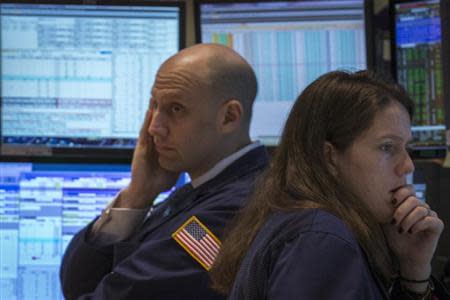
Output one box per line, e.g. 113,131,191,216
115,187,156,209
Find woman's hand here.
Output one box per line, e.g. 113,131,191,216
383,185,444,289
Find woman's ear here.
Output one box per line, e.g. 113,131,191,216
218,99,243,134
323,141,338,176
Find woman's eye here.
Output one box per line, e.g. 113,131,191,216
380,143,394,153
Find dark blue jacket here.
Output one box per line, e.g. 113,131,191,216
229,209,450,300
60,146,269,300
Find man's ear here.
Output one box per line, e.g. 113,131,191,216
323,141,339,176
218,99,243,134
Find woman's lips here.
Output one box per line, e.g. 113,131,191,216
390,183,407,194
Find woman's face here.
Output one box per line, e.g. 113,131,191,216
333,101,415,224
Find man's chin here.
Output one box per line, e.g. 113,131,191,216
158,158,183,173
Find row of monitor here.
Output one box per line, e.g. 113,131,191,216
0,1,446,298
1,0,449,161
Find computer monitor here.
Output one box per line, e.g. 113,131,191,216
0,1,185,159
391,0,449,157
0,161,189,300
196,0,368,145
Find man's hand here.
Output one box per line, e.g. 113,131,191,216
116,108,179,209
383,185,444,291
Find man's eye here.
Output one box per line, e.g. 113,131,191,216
171,105,184,113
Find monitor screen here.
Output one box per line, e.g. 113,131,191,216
393,0,447,153
0,161,188,300
196,0,368,145
0,1,184,158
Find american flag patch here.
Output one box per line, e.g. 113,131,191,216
172,216,221,270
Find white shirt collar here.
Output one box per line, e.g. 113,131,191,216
190,141,262,188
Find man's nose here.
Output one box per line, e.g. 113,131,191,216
148,111,168,137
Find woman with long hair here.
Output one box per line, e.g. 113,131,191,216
211,71,448,299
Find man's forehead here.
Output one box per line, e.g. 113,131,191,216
151,85,187,100
151,68,213,100
151,82,209,104
155,66,207,88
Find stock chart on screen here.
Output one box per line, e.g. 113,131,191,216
394,0,446,150
1,2,183,157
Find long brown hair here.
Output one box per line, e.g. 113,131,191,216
210,70,414,294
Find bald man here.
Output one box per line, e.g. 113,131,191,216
60,44,268,299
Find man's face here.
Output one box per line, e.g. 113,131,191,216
148,67,224,180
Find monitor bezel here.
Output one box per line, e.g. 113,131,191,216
0,0,186,162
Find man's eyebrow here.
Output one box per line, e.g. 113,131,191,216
152,89,185,100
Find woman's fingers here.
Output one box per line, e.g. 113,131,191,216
392,185,415,206
396,204,429,233
407,211,444,235
392,195,422,225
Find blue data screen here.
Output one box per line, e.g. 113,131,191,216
0,161,187,299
